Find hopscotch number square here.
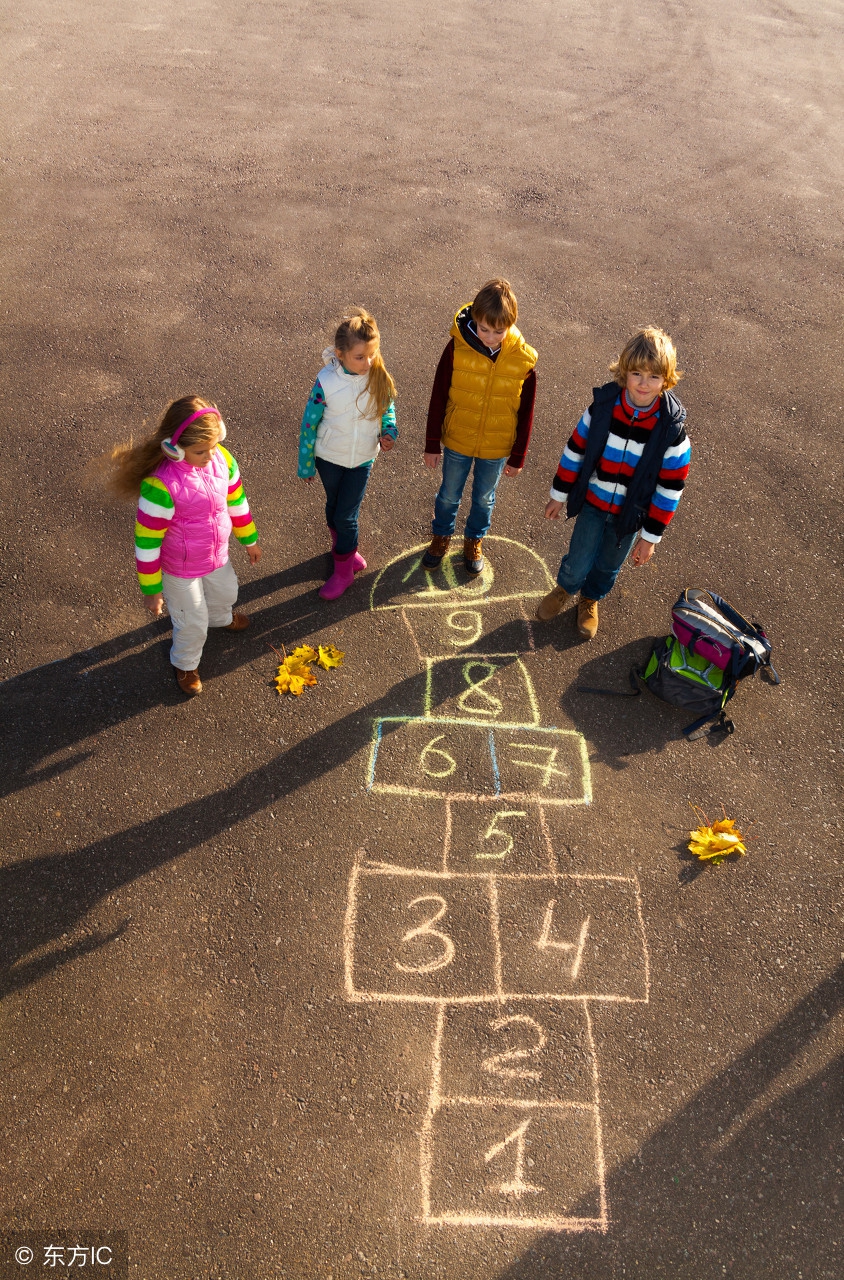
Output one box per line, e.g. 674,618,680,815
424,1101,605,1228
494,727,589,804
436,1002,598,1107
369,720,590,806
447,803,552,875
425,655,539,726
496,877,649,1002
345,868,498,1003
368,718,496,799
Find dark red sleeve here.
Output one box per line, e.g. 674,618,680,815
425,340,455,454
507,369,537,469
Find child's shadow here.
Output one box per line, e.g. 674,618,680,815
557,636,718,772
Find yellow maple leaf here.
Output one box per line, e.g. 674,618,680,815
687,812,748,863
317,644,345,670
275,660,318,696
289,644,318,665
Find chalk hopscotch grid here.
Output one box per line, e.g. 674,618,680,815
420,1002,609,1232
347,539,649,1234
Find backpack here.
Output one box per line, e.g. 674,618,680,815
637,589,780,738
577,588,780,740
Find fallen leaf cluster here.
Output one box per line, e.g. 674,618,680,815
687,805,748,864
274,643,345,696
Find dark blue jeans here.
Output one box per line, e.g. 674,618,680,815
432,448,508,540
556,503,638,601
314,457,373,555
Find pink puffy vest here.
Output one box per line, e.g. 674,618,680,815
155,448,233,579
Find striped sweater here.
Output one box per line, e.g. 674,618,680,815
135,445,258,594
551,390,690,543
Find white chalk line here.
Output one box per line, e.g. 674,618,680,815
437,1095,599,1113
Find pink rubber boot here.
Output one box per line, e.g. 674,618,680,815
320,550,356,600
329,527,366,573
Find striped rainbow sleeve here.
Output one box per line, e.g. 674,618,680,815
221,446,258,545
135,475,174,594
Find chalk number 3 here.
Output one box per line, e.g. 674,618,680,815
395,895,455,974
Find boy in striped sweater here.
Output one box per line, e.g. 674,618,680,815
537,327,690,638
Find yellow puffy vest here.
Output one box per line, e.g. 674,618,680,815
441,309,538,459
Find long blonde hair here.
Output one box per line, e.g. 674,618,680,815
334,308,396,420
106,396,221,499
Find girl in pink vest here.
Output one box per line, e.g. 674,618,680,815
109,396,261,696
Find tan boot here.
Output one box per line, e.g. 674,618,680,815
176,668,203,696
422,534,451,570
463,536,484,575
535,585,571,621
577,596,599,639
222,612,250,631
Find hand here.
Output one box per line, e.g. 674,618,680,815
379,434,395,452
630,537,655,567
145,593,165,617
247,544,262,566
503,464,522,477
544,499,564,520
423,452,440,469
300,475,316,484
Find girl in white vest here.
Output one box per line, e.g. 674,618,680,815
298,309,397,599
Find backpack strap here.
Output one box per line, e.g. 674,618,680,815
684,709,736,741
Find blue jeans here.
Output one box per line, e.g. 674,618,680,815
432,448,508,540
314,457,373,555
556,503,638,601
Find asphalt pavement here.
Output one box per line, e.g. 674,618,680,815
0,0,842,1277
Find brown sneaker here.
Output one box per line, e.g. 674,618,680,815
176,668,203,696
422,534,451,570
463,537,484,575
222,612,250,631
535,585,571,621
577,597,599,639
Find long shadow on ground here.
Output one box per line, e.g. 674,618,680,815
493,962,843,1280
0,556,364,799
0,615,548,997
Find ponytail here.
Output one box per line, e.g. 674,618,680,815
334,308,396,422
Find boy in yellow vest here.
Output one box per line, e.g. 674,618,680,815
422,279,538,574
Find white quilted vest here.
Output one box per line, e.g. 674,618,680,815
314,351,381,468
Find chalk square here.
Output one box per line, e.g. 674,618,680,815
447,802,552,875
436,1001,597,1106
496,876,649,1001
425,654,539,726
401,602,535,658
491,727,589,805
346,869,498,1002
369,717,498,799
425,1101,604,1227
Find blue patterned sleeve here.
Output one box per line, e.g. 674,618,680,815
297,380,326,478
380,400,397,440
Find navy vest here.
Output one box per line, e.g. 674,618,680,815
566,381,687,541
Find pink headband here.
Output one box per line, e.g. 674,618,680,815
169,406,221,446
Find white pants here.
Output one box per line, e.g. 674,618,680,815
161,560,239,671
